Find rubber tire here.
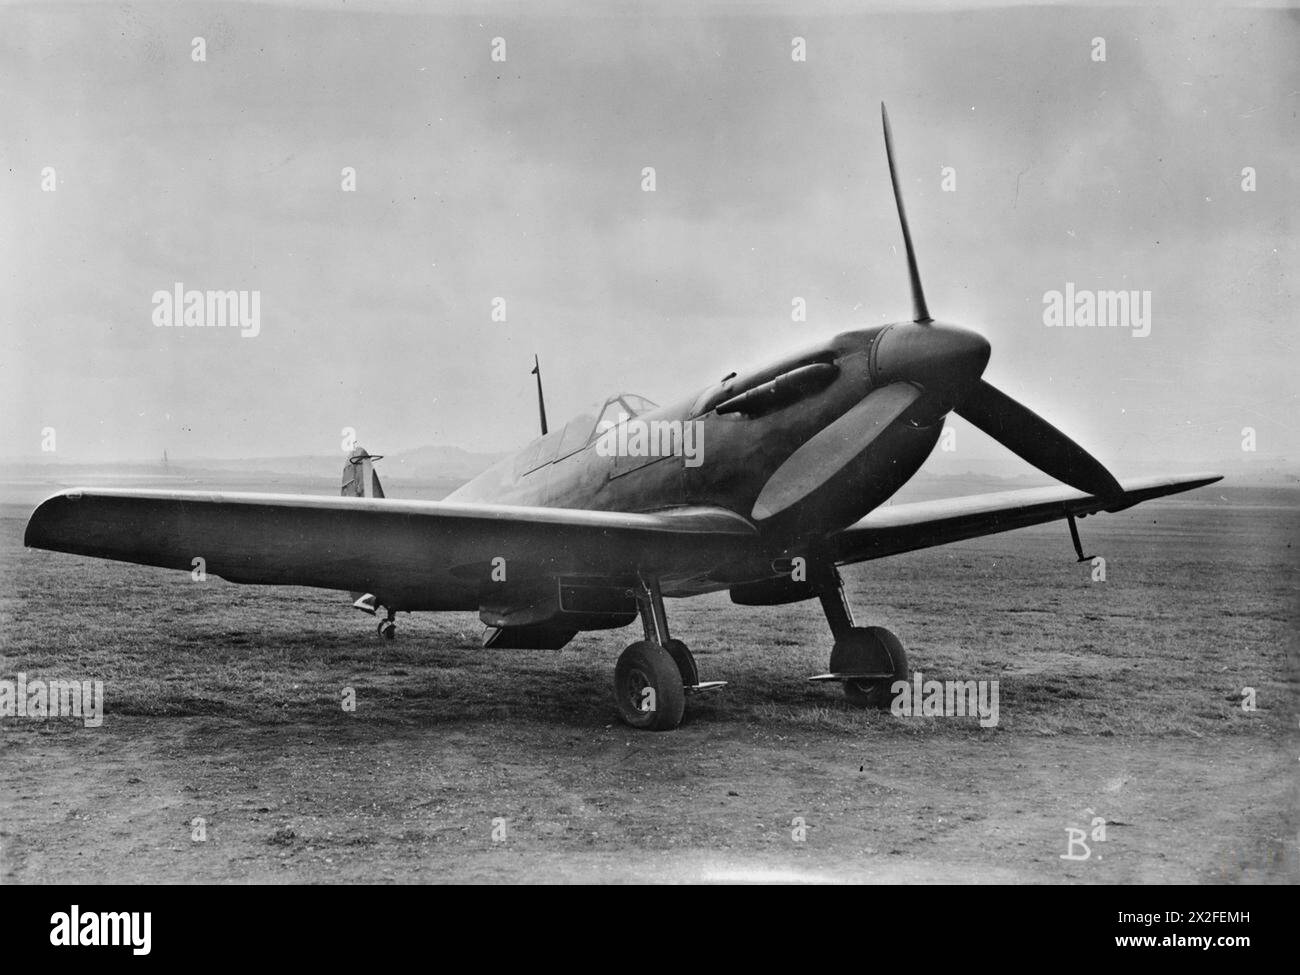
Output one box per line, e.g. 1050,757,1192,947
614,640,686,731
830,626,908,708
661,638,698,687
378,621,396,640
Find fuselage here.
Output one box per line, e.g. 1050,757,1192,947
447,321,991,589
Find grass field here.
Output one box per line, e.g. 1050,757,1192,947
1,480,1296,883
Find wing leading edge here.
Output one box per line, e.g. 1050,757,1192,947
828,473,1222,565
25,474,1221,610
24,489,757,612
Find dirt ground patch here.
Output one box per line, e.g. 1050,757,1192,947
2,488,1297,883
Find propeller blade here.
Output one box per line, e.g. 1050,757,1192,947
881,102,930,324
752,383,922,520
956,380,1123,498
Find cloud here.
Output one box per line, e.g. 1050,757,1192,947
0,2,1294,471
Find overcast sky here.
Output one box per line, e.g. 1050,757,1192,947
1,1,1295,478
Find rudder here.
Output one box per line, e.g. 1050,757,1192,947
341,446,385,499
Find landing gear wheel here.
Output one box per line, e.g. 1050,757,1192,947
614,640,686,731
661,638,698,687
377,620,396,640
830,626,907,707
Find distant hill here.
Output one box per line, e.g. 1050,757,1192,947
12,444,506,480
378,444,509,481
0,445,509,506
2,445,1294,510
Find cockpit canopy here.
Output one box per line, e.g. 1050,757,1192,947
557,393,658,456
517,393,659,476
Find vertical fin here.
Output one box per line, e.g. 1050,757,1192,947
341,446,385,499
341,446,384,613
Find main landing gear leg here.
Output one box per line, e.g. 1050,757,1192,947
808,563,907,707
612,574,724,731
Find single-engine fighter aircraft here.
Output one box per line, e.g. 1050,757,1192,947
26,106,1220,730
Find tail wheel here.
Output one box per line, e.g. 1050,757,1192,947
830,626,907,707
614,640,686,731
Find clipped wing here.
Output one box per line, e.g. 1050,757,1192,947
829,473,1221,565
25,489,756,611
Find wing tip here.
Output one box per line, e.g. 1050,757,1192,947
24,488,89,550
1139,471,1224,491
1105,471,1224,511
